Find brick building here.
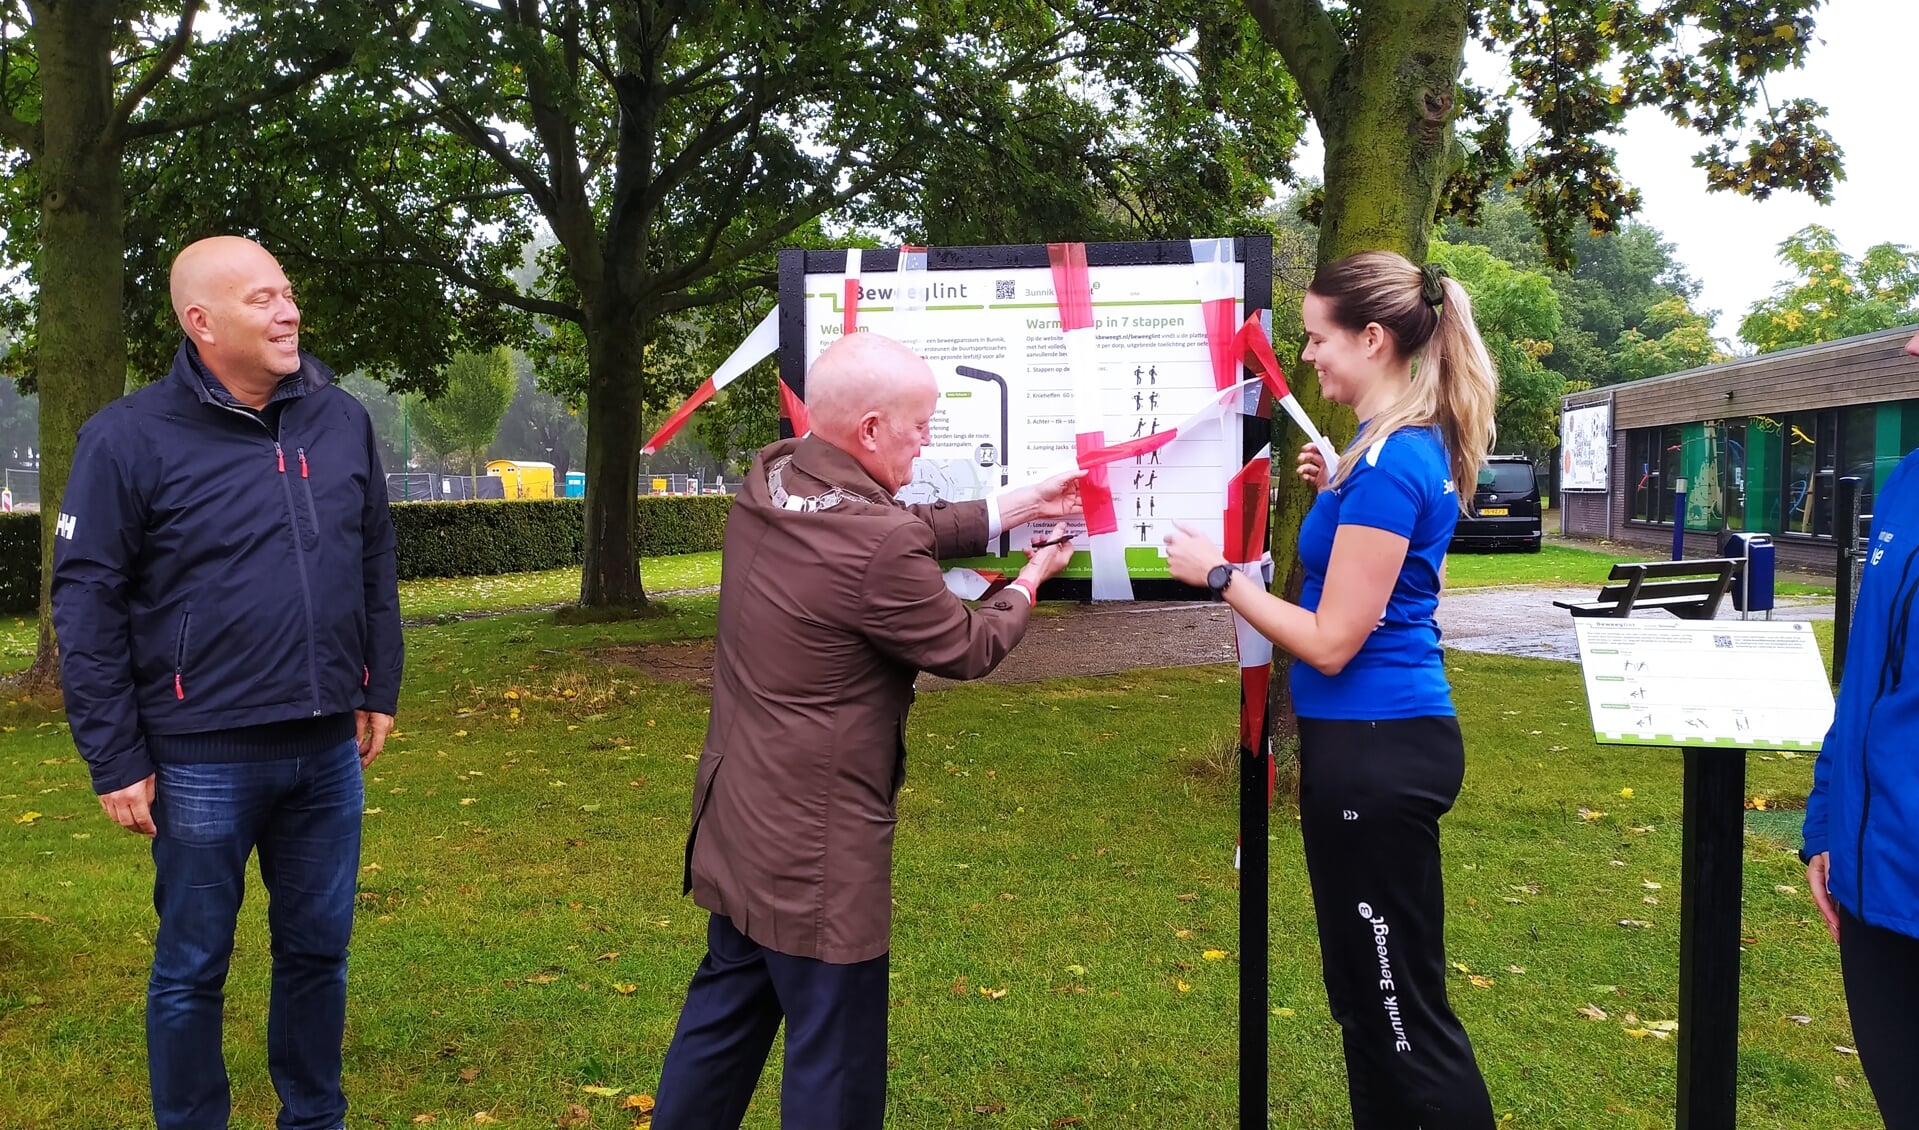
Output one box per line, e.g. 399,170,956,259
1557,324,1919,574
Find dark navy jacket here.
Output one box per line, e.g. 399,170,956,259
52,342,403,795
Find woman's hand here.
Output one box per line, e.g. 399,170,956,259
1807,852,1840,943
1297,442,1329,491
1163,522,1227,588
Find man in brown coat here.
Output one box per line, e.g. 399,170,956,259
652,332,1080,1128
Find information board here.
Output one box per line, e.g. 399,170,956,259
1573,619,1833,750
778,241,1272,581
1561,402,1611,491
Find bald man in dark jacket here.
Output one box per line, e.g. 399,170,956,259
653,333,1079,1129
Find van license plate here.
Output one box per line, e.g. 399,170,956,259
1480,507,1509,516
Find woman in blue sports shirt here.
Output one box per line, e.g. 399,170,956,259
1167,250,1499,1130
1803,328,1919,1129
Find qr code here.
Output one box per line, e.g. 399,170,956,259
1713,634,1733,649
995,279,1015,300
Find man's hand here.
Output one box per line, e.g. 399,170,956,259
1018,524,1076,587
1163,522,1228,588
356,710,396,769
997,470,1085,528
1807,851,1840,943
99,774,157,837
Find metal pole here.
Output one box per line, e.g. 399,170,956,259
1676,746,1748,1130
1672,478,1688,561
402,394,412,498
1834,476,1861,683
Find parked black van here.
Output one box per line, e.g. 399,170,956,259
1451,455,1542,552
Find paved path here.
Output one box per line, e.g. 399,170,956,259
1437,586,1834,663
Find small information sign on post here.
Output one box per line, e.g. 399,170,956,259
1574,619,1833,1130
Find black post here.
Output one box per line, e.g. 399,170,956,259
1833,476,1861,683
1676,745,1748,1130
1240,727,1268,1128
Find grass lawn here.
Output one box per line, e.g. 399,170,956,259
1447,537,1833,597
0,586,1879,1127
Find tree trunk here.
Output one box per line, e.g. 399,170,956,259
578,307,648,608
1264,0,1469,745
16,4,126,695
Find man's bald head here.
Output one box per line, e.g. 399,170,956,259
168,236,303,400
806,332,939,493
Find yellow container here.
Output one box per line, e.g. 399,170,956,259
485,459,556,500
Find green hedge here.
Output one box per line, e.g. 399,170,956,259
0,496,734,605
0,513,37,613
393,496,732,579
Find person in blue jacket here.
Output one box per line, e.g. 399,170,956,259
1168,250,1499,1130
1803,327,1919,1129
51,236,403,1130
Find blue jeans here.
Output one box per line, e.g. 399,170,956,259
148,738,364,1130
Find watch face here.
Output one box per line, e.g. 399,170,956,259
1208,564,1232,592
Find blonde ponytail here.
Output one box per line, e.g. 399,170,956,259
1310,252,1500,509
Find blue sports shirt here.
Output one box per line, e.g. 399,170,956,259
1291,426,1460,719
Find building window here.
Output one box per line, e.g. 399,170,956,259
1627,426,1681,525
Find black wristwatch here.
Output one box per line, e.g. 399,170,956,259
1206,563,1235,597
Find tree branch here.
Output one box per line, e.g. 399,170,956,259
113,1,199,128
1243,0,1346,128
295,246,582,323
120,44,352,142
0,109,34,153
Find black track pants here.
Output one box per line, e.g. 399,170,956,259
1298,715,1495,1130
1838,903,1919,1129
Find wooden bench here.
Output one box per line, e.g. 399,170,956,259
1553,558,1739,619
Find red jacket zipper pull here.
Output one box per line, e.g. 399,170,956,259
299,450,309,478
276,444,285,473
174,672,184,700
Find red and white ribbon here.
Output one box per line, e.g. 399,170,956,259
1236,313,1338,477
641,307,782,455
1048,243,1133,601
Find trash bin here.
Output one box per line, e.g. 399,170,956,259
1723,532,1775,613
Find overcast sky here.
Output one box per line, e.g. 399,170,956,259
1292,0,1914,343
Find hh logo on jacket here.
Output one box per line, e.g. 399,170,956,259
55,512,76,540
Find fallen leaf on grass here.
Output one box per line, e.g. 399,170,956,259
1175,979,1192,993
1747,795,1769,811
1174,929,1196,939
581,1085,621,1097
14,810,40,825
1578,808,1607,822
621,1094,655,1112
1064,965,1087,977
1785,1015,1812,1025
613,983,637,995
1625,1028,1670,1040
1618,919,1652,929
1775,885,1799,895
1641,880,1662,890
1506,965,1526,975
459,1068,480,1083
1452,961,1472,974
979,986,1008,1000
363,807,385,815
558,1104,592,1127
1468,975,1495,989
1272,1007,1295,1017
524,972,560,984
1619,787,1634,798
412,1117,437,1126
597,952,619,962
1834,1045,1858,1056
460,798,477,806
1202,949,1229,961
473,1115,499,1125
1578,1005,1609,1021
973,1102,1006,1114
1175,892,1198,902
